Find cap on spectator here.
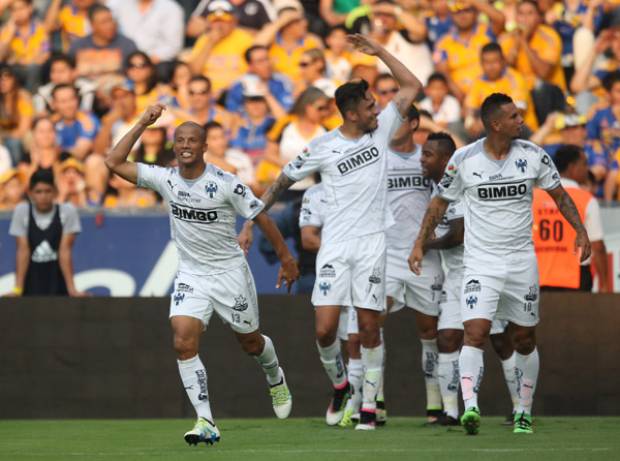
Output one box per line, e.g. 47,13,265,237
448,0,472,12
0,168,19,185
59,158,86,174
556,113,587,130
313,78,337,98
105,77,135,97
241,75,266,98
207,0,235,19
274,0,303,14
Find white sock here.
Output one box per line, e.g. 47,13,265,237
501,353,519,412
514,348,539,415
361,344,384,412
347,359,364,412
459,345,484,411
316,340,347,388
377,328,385,402
438,351,460,419
254,335,283,386
178,355,214,422
421,338,442,410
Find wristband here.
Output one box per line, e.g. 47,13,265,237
12,286,23,296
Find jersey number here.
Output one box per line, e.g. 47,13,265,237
539,219,564,242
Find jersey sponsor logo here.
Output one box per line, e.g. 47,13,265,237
515,158,528,173
170,203,219,224
177,190,191,199
319,281,331,295
336,146,380,176
387,174,432,190
319,263,336,278
205,182,218,198
177,282,193,293
233,184,247,197
233,295,249,312
466,295,478,309
477,181,528,201
464,279,481,293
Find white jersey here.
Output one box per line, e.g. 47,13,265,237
283,102,404,244
385,146,433,250
437,138,560,261
299,183,325,228
433,189,465,274
137,163,264,275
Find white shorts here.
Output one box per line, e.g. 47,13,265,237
347,306,359,335
386,248,443,316
312,232,387,312
461,253,540,327
337,307,350,341
170,264,259,334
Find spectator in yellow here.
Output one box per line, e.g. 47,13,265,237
465,42,537,139
0,168,25,210
189,0,254,98
0,0,50,91
104,173,157,208
124,51,172,114
44,0,95,52
500,0,565,92
324,25,352,82
254,1,323,86
433,0,505,101
0,65,33,164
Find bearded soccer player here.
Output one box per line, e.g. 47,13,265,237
242,34,422,430
410,93,590,435
105,104,299,446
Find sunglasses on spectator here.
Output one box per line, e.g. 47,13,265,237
189,89,209,96
128,62,149,69
378,88,398,96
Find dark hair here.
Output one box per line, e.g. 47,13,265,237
406,104,420,122
518,0,541,14
290,86,328,117
602,70,620,92
302,48,327,74
481,42,503,57
125,51,157,94
88,3,111,21
189,75,212,93
29,168,55,189
327,25,348,36
373,73,396,89
0,65,21,130
553,144,583,173
51,83,78,99
480,92,514,129
49,53,76,70
426,132,457,157
204,120,224,136
244,45,268,64
426,72,448,86
335,79,369,117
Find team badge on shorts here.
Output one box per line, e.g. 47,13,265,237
466,295,478,309
524,285,538,302
319,282,331,295
233,295,249,311
173,292,185,306
368,267,382,284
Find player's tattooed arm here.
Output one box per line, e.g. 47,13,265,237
260,172,296,213
547,185,592,262
424,217,464,251
408,196,449,275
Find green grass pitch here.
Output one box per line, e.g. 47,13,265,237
1,417,619,461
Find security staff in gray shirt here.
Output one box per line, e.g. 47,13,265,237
8,169,86,296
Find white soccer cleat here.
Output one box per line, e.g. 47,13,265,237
269,367,292,419
184,417,220,446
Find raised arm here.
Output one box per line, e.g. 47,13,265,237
253,211,299,292
424,217,464,251
347,34,422,116
546,185,592,262
408,195,450,274
104,104,165,184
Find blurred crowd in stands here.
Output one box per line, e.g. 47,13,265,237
2,0,620,211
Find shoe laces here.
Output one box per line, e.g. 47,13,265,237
270,383,290,406
515,412,531,428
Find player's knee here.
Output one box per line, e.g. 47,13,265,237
512,329,536,355
173,336,199,359
437,330,463,353
358,322,380,347
315,326,337,347
463,328,488,348
490,334,513,360
418,324,438,340
240,336,263,356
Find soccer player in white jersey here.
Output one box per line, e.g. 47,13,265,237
384,105,444,424
243,34,423,430
104,104,299,446
420,132,520,426
410,93,591,435
299,183,365,428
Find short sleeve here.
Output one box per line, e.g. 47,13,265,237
227,178,265,220
8,203,29,237
282,142,322,182
436,156,464,202
446,199,464,221
375,101,406,145
584,198,604,242
299,189,323,228
60,204,81,234
535,148,561,190
137,163,167,193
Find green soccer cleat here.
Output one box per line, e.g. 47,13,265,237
460,407,481,435
184,417,220,446
513,412,533,434
269,368,292,419
338,404,356,428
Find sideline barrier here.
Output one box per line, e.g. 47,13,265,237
0,293,618,418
